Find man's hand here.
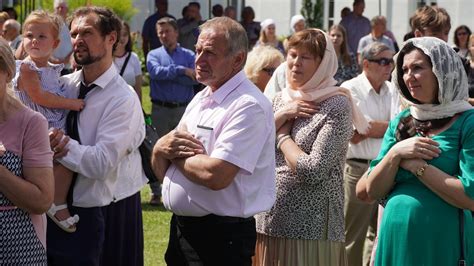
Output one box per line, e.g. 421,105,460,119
350,130,368,144
49,128,70,159
153,130,204,160
366,120,389,138
18,63,41,91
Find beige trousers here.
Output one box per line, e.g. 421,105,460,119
343,159,378,266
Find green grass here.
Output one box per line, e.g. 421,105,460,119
141,186,171,266
141,85,172,266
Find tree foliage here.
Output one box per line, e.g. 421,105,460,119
300,0,324,29
15,0,137,23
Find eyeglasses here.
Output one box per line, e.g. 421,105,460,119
457,32,468,36
262,67,276,76
367,58,394,66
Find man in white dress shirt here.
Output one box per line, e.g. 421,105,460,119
152,17,276,265
47,7,146,266
341,42,398,266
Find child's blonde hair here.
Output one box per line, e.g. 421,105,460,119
22,10,62,40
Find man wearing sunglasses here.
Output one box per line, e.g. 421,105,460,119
340,42,400,266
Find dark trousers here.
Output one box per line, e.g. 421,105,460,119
165,214,256,266
47,192,144,266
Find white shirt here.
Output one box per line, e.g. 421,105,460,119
52,22,73,61
162,71,276,217
113,52,142,87
59,64,147,207
342,72,399,160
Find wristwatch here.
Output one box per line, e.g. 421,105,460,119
415,163,429,178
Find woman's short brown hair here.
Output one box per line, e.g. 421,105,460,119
287,29,326,59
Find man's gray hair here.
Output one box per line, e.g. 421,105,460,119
5,19,20,32
361,42,391,60
199,17,248,56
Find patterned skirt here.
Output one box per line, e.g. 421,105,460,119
253,233,347,266
0,150,47,265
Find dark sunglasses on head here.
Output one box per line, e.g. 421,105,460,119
262,67,276,76
367,58,394,66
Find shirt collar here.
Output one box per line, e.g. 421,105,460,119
359,72,389,97
200,70,246,105
79,63,117,89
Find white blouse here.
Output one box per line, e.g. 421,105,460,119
113,51,142,87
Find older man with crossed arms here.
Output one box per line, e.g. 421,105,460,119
152,17,276,265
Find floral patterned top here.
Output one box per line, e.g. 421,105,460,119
255,93,353,241
334,53,359,86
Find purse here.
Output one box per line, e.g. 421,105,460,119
139,110,159,183
117,54,159,183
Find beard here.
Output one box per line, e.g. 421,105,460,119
74,49,105,66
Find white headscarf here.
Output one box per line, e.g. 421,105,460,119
392,37,473,120
260,18,275,31
266,29,369,134
290,15,305,33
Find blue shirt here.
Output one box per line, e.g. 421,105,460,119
340,13,371,54
141,13,175,51
146,45,196,103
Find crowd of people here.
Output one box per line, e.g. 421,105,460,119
0,0,474,265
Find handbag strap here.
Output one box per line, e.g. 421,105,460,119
119,52,132,76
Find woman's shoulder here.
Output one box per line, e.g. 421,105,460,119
321,94,351,110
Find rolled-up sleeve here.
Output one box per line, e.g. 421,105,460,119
59,95,145,179
210,100,271,175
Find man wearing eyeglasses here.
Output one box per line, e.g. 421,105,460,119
340,42,399,266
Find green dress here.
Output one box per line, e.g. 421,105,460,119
372,109,474,266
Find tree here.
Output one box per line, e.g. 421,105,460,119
300,0,324,29
15,0,137,23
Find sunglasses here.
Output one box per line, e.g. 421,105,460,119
262,67,276,76
457,32,468,36
367,58,394,66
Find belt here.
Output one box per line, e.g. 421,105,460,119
175,214,254,226
152,99,189,108
347,158,371,164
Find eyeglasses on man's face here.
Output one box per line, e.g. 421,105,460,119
367,57,394,66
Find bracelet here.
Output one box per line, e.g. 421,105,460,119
276,135,291,150
415,163,429,178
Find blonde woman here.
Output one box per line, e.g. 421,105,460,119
244,45,284,92
255,19,284,54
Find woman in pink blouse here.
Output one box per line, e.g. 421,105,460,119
0,38,53,264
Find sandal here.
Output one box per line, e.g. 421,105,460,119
47,203,80,233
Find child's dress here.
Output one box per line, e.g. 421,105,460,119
13,60,66,130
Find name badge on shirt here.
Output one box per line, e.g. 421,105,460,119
195,124,213,154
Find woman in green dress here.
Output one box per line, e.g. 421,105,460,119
366,37,474,265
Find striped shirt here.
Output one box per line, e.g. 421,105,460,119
13,60,66,130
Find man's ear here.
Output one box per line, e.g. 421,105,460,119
232,51,246,70
107,30,118,48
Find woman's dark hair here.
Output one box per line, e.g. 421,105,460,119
453,25,471,48
122,22,133,52
395,42,438,105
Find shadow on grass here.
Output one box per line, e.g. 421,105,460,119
141,203,170,212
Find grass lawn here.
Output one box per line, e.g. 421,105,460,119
141,86,172,266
